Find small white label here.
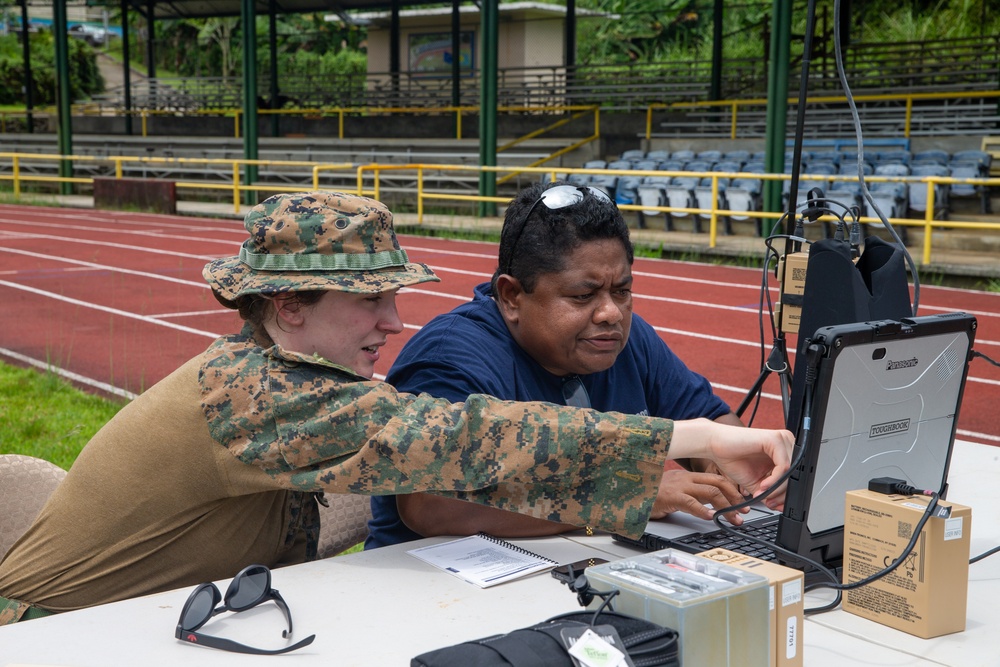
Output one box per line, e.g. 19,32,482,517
901,501,927,511
944,516,964,541
769,584,775,611
568,628,627,667
786,615,798,659
782,578,803,606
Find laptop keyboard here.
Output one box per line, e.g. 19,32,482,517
671,515,780,561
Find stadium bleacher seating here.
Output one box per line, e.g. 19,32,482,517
597,144,991,233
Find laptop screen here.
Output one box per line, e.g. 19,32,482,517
776,312,977,568
614,312,977,573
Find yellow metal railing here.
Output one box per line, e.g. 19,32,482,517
645,90,1000,140
26,104,601,143
355,163,1000,265
3,151,999,266
0,152,355,214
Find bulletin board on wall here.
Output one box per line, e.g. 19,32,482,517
409,31,475,76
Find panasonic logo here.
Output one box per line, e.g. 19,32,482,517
870,419,911,438
886,357,918,371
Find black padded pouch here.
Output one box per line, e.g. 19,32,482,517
411,610,678,667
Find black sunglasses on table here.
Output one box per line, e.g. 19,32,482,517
502,184,613,276
175,563,316,655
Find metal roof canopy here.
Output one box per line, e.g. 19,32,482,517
97,0,433,20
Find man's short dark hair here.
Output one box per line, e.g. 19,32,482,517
492,181,634,293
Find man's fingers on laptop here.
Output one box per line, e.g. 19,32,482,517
651,470,749,522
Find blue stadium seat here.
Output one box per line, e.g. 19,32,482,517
909,164,950,218
875,149,912,167
619,149,646,163
636,175,672,229
658,159,687,171
663,179,699,231
867,163,910,221
912,149,950,166
948,154,992,213
723,149,751,165
633,159,660,172
695,150,722,164
615,175,643,206
726,162,764,235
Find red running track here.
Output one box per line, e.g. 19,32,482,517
2,203,999,447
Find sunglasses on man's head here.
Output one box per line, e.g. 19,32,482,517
175,564,315,655
502,184,613,276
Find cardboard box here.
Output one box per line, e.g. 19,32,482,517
776,251,808,334
699,548,804,667
585,549,770,667
842,489,971,638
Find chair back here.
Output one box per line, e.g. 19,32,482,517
316,493,373,559
0,455,67,558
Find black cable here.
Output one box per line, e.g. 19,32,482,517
784,0,820,233
833,0,921,315
971,349,1000,368
970,545,1000,565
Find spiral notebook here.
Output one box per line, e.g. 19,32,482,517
407,532,558,587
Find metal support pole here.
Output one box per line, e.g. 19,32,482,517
268,0,280,138
709,0,723,101
564,0,576,97
19,0,34,133
241,0,259,205
478,0,498,218
121,0,133,135
145,0,156,109
763,0,792,233
451,0,461,109
53,0,72,193
390,1,400,104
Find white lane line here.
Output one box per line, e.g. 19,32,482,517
149,308,235,318
651,325,766,348
424,265,493,279
402,286,475,302
0,346,139,401
2,247,210,288
914,302,1000,320
711,381,783,403
0,214,243,241
633,269,772,292
2,230,220,261
0,279,220,338
956,429,1000,443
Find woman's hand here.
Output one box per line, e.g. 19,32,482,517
669,419,794,509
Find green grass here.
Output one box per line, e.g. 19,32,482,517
0,363,127,470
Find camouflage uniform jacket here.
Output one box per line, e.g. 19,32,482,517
0,326,674,616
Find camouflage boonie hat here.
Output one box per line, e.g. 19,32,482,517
204,191,439,306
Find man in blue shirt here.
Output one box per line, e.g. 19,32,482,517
366,182,775,549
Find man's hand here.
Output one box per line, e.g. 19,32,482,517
651,469,751,524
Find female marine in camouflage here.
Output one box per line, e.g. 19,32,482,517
0,192,792,621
